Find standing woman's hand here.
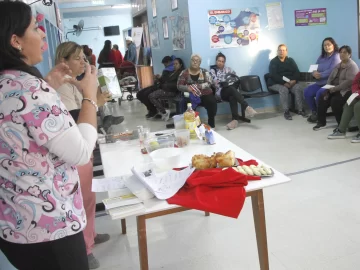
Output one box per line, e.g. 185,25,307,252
77,65,98,102
44,63,73,89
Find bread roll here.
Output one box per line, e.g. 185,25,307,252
242,165,253,175
192,154,212,170
216,150,235,167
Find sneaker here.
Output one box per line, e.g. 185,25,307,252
111,116,124,125
94,233,110,245
351,133,360,143
161,110,170,121
146,111,157,119
298,110,307,117
313,123,326,131
87,253,100,269
245,106,257,118
152,114,162,120
226,120,238,130
328,128,346,139
307,111,317,123
284,110,292,120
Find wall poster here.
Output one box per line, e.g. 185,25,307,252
295,8,327,26
266,2,284,30
162,17,169,39
149,20,160,49
208,8,260,49
170,15,186,50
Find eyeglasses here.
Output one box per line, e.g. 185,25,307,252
191,59,200,63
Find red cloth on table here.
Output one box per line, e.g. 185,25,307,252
167,159,261,218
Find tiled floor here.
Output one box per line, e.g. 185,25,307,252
92,100,360,270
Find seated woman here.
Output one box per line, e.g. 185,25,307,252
55,41,112,269
328,71,360,142
137,56,175,118
148,58,184,121
210,52,256,130
177,54,217,128
313,45,359,131
304,37,340,123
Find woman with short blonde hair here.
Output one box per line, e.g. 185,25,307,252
55,41,112,269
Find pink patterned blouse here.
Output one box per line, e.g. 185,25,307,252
0,70,86,244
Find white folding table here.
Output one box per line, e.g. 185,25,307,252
100,131,291,270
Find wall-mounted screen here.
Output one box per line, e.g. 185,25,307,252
104,26,120,36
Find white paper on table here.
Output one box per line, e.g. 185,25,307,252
124,175,155,200
92,177,126,192
347,93,359,105
131,166,195,200
308,64,318,72
282,76,290,82
322,84,335,89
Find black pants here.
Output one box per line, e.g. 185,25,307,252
0,232,88,270
137,85,158,113
220,86,248,120
199,94,217,128
317,91,352,125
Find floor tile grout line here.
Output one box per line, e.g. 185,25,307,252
285,157,360,177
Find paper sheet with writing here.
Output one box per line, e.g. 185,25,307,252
322,84,335,89
308,64,318,72
92,177,126,192
131,166,195,200
347,93,359,105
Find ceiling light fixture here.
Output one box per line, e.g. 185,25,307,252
111,4,132,9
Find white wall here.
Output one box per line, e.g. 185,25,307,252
63,12,132,60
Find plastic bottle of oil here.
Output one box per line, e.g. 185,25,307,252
184,103,197,139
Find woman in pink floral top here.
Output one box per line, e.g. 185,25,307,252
0,2,99,269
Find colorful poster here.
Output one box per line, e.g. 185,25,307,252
208,8,260,49
295,8,327,26
266,2,284,30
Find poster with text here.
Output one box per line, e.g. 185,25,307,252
266,2,284,30
295,8,327,26
149,20,160,49
208,8,260,49
170,15,186,50
132,27,143,63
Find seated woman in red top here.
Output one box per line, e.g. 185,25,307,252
328,71,360,142
97,40,116,68
112,44,123,69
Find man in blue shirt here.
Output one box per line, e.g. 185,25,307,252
124,36,137,64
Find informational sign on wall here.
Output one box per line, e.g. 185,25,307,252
295,8,327,26
170,15,186,50
266,2,284,30
208,8,260,49
149,20,160,49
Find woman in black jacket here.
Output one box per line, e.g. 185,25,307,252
148,58,184,121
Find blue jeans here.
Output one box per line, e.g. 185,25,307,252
304,84,327,111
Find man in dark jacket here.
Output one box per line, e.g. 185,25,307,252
268,44,305,120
